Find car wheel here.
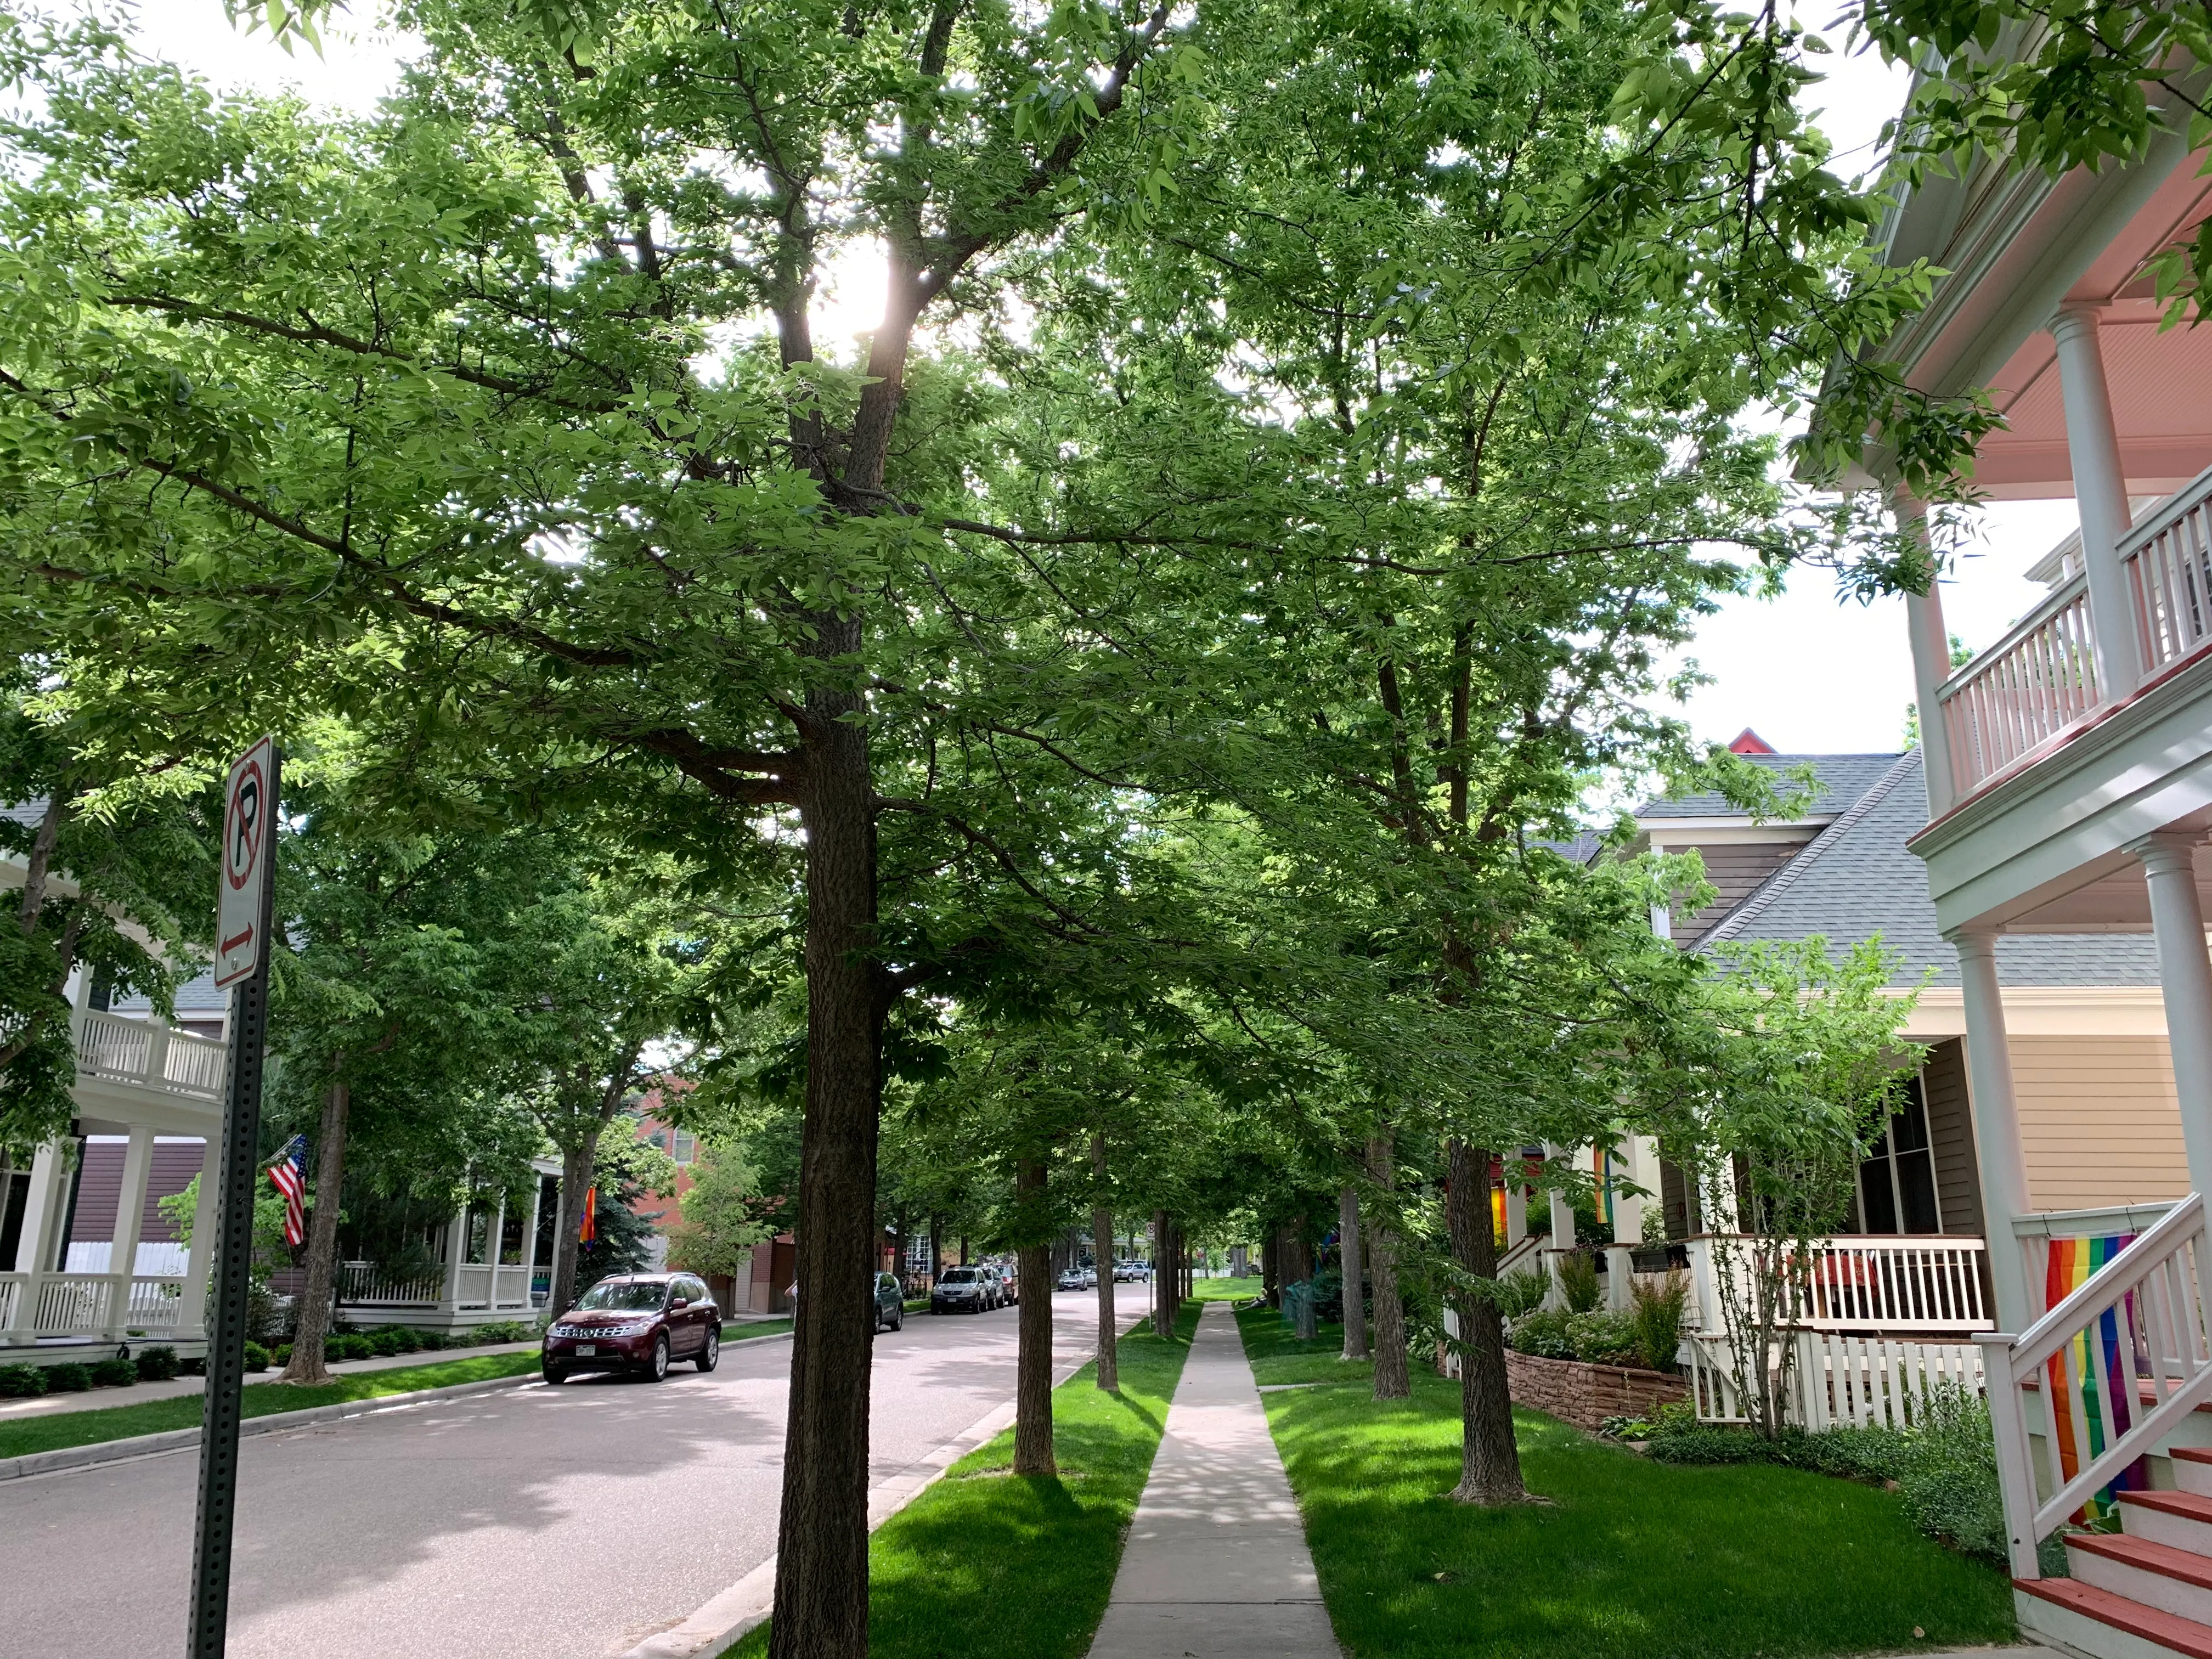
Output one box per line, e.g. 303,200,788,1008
696,1328,720,1374
541,1363,567,1386
645,1333,670,1381
891,1308,903,1331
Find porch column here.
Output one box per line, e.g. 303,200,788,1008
440,1206,469,1315
2132,832,2212,1193
1952,929,2035,1331
177,1140,215,1341
104,1126,155,1338
7,1141,64,1275
0,1141,67,1342
1502,1165,1527,1248
1897,495,1957,815
520,1177,544,1312
488,1193,508,1308
2050,304,2143,696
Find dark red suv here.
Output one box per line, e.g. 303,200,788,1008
543,1272,720,1384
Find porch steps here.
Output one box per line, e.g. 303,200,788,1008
2013,1484,2212,1658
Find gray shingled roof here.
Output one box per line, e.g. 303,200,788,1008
1638,754,1903,821
114,966,227,1018
2,798,49,831
1700,750,2163,988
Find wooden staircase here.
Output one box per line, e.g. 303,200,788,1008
2019,1450,2212,1657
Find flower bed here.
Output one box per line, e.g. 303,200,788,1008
1504,1348,1686,1433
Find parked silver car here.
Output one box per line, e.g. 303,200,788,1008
930,1266,994,1313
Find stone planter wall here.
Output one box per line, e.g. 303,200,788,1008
1503,1349,1687,1432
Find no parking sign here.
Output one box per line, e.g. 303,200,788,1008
213,736,273,987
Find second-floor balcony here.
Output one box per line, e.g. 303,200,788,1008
1938,460,2212,802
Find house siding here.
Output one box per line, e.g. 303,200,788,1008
2011,1034,2188,1211
1669,840,1807,946
66,1139,206,1243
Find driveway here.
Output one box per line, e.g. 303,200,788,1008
0,1289,1132,1659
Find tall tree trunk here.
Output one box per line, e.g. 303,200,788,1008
279,1077,351,1385
16,793,64,935
928,1211,942,1289
769,642,882,1659
1339,1182,1368,1361
1013,1158,1055,1476
1287,1229,1317,1340
1369,1133,1409,1401
1090,1135,1117,1392
548,1132,599,1321
1151,1208,1170,1338
1447,1139,1525,1505
1262,1228,1279,1308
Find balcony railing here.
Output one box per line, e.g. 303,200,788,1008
1936,460,2212,798
2124,461,2212,675
70,1007,226,1102
0,1269,194,1342
1936,571,2097,798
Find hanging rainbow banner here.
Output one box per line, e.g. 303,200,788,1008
1593,1146,1614,1233
2045,1232,2144,1521
1491,1182,1507,1248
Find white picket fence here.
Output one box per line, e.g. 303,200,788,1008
1686,1331,1987,1430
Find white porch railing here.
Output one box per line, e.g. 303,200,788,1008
2125,461,2212,676
1681,1234,1991,1336
1686,1331,1987,1429
0,1270,193,1340
336,1261,441,1307
1936,572,2097,798
70,1008,227,1101
1982,1192,2212,1580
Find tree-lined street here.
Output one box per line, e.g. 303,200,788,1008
2,1299,1108,1659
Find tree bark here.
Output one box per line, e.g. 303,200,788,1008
1151,1209,1170,1337
1369,1133,1410,1401
1262,1228,1279,1308
1447,1139,1525,1505
548,1131,599,1321
769,629,882,1659
928,1211,942,1289
280,1077,351,1386
16,793,64,936
1013,1157,1055,1476
1339,1182,1368,1361
1091,1135,1116,1392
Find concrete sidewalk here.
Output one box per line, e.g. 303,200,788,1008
0,1338,538,1420
1087,1301,1340,1659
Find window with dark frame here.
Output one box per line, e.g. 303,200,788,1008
1854,1075,1942,1235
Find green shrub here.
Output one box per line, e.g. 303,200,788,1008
44,1362,92,1392
1557,1251,1601,1314
88,1357,138,1387
241,1341,271,1373
470,1320,529,1345
326,1334,373,1362
134,1345,179,1382
1628,1271,1688,1374
1564,1310,1640,1367
1493,1268,1550,1321
0,1363,49,1397
1506,1307,1573,1359
1897,1386,2008,1565
368,1330,408,1357
414,1329,447,1350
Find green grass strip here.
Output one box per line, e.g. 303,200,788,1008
0,1351,541,1461
1233,1305,2016,1659
736,1304,1200,1659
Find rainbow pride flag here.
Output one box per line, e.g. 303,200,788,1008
1593,1147,1615,1233
2045,1233,2145,1520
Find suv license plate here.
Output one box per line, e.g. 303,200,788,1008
577,1344,596,1357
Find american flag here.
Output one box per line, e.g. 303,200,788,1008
268,1135,308,1248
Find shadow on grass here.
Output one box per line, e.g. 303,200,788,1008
1232,1305,2017,1659
735,1308,1199,1659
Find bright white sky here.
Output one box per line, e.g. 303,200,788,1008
123,1,2077,759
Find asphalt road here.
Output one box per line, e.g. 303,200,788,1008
1,1290,1128,1659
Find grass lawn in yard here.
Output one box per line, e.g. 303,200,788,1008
1189,1275,1263,1302
1236,1305,2018,1659
724,1318,793,1341
734,1303,1198,1659
0,1351,542,1461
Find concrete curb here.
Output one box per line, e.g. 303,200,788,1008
0,1369,543,1483
624,1316,1144,1659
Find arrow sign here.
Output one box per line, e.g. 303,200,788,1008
213,737,273,989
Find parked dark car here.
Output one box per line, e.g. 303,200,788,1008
543,1272,719,1383
996,1263,1019,1306
931,1266,994,1313
872,1271,905,1333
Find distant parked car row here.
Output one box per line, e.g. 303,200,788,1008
930,1263,1017,1313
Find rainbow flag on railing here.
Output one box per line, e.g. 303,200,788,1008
2046,1233,2144,1521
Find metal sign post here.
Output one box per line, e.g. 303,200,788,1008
188,738,279,1659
